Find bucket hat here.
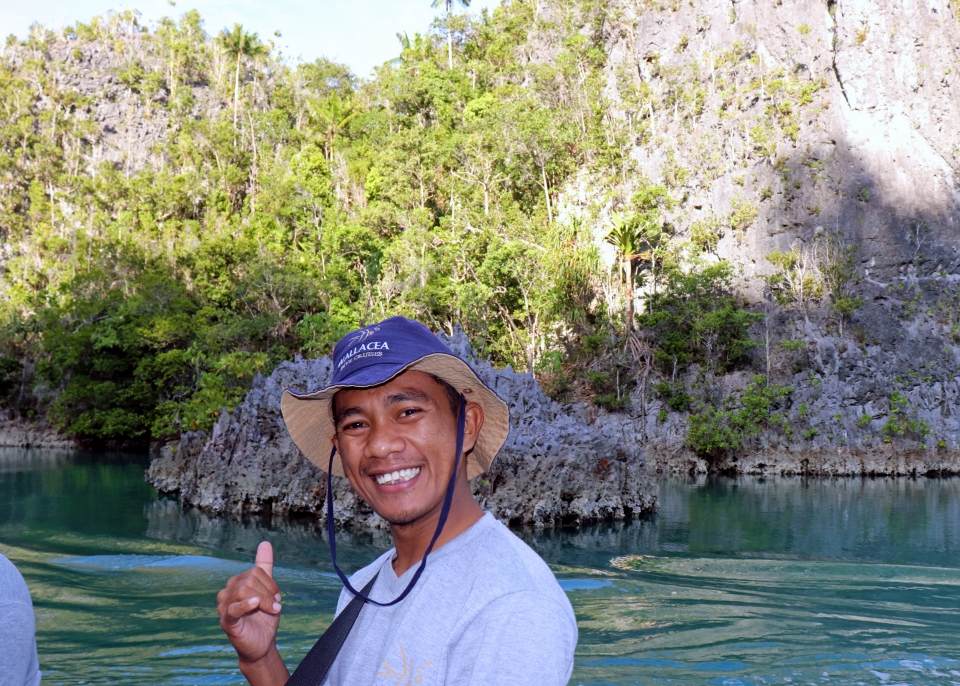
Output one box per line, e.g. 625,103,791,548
280,316,509,480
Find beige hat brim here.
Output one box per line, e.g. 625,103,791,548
280,353,509,480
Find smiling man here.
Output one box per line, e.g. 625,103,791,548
216,316,578,686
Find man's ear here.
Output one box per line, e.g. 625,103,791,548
462,401,484,454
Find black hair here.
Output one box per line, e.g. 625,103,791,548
331,373,462,427
430,374,463,418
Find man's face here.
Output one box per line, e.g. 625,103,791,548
332,370,480,528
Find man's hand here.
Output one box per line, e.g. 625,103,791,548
217,541,289,685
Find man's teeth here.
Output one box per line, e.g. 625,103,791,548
375,468,421,486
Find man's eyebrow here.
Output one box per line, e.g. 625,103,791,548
334,406,364,425
384,389,433,406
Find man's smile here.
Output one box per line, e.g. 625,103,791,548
373,467,422,487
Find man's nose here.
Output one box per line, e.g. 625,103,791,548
365,418,405,458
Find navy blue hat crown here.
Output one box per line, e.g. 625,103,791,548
332,316,451,387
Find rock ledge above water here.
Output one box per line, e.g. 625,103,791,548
146,327,659,528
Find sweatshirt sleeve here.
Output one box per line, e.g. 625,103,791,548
0,600,41,686
446,591,578,686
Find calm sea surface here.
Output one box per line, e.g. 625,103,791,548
1,448,959,685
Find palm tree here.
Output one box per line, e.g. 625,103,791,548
308,93,361,161
217,24,268,127
430,0,471,69
605,212,650,331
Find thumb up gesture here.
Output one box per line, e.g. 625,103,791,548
217,542,284,666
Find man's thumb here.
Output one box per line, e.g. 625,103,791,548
255,541,274,578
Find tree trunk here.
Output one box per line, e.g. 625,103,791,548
233,53,241,126
540,163,552,224
625,257,635,331
447,3,453,70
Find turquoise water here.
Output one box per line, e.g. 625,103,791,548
1,448,959,685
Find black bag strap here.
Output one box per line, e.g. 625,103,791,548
285,571,380,686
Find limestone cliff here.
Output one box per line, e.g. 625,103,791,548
580,0,960,277
539,0,960,472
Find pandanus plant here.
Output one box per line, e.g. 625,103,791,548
605,212,651,332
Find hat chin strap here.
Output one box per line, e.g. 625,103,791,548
325,394,466,607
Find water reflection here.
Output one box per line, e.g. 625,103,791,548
522,476,960,568
144,498,394,573
2,449,959,686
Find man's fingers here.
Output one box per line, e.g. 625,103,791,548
248,567,280,596
220,567,279,597
255,541,274,578
224,596,260,623
223,595,282,621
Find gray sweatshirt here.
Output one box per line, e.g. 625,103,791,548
0,553,41,686
324,513,578,685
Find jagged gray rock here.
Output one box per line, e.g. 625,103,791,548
536,0,960,475
146,327,659,528
634,277,960,475
0,416,80,450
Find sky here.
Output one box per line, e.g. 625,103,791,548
1,0,501,78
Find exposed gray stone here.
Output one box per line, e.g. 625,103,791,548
0,416,80,450
147,327,660,528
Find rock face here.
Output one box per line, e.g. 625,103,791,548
146,327,659,528
583,0,960,282
0,416,79,450
531,0,960,474
621,298,960,475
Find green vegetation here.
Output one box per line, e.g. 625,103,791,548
638,262,761,374
654,380,694,411
0,3,848,445
686,376,792,457
883,391,931,445
0,6,614,439
819,231,864,336
778,339,806,352
764,230,862,334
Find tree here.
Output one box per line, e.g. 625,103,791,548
216,24,267,127
307,93,361,161
605,212,647,331
629,183,673,297
430,0,471,69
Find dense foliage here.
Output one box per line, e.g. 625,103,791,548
686,376,792,457
0,2,815,444
0,5,618,439
638,262,761,374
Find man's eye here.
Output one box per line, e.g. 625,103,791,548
399,408,421,418
344,421,366,430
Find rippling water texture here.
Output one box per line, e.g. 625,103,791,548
1,448,959,685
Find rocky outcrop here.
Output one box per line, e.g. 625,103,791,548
146,327,659,528
531,0,960,475
0,416,80,450
613,278,960,475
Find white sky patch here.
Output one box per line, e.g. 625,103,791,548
1,0,501,77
